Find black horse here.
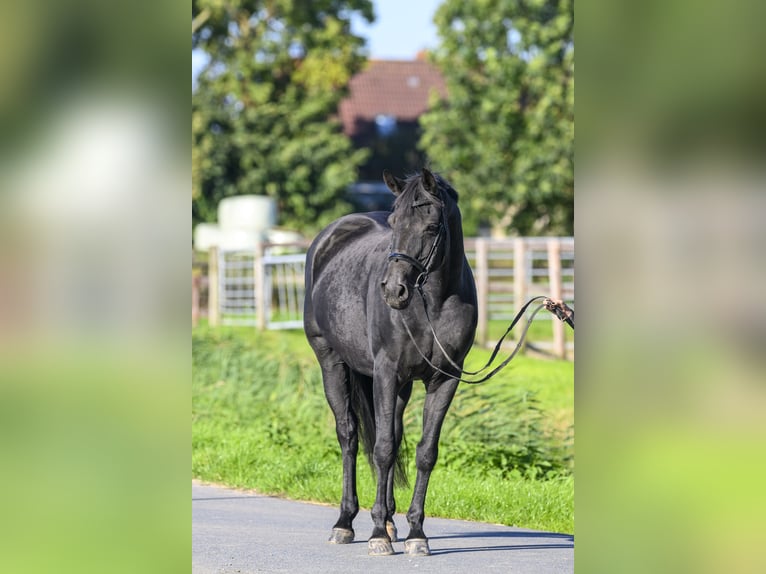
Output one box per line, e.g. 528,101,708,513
304,169,478,556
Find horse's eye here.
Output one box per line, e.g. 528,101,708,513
426,225,440,235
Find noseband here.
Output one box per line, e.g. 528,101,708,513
387,213,445,287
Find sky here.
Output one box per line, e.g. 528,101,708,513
192,0,442,81
352,0,441,60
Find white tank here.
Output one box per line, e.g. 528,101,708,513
218,195,277,231
193,223,221,252
194,223,267,251
266,228,303,244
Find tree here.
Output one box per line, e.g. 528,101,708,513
420,0,573,236
192,0,373,234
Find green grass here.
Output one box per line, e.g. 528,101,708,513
192,325,573,533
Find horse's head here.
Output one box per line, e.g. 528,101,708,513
380,168,452,310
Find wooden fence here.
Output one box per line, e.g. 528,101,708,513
465,237,574,358
193,237,574,359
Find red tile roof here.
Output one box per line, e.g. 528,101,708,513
339,60,447,137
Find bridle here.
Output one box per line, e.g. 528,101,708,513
387,201,446,288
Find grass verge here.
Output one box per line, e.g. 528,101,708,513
192,326,573,534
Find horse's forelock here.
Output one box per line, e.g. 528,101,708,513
392,172,458,212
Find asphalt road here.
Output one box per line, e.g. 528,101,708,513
192,480,573,573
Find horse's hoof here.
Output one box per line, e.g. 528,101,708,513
404,538,431,556
386,520,398,542
328,528,354,544
368,537,395,556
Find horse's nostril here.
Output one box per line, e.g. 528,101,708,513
397,284,407,299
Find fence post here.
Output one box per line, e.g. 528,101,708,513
208,246,219,326
513,238,527,349
548,239,566,359
192,273,200,327
475,238,489,346
254,241,267,330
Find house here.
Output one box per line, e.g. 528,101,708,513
339,57,447,210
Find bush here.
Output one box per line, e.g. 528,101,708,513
406,381,573,480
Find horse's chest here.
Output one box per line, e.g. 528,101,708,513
399,301,476,376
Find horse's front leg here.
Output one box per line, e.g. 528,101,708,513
384,381,413,543
405,376,459,556
368,361,399,556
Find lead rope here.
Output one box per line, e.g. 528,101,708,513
400,290,573,385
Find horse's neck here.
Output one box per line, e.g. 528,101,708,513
426,225,467,303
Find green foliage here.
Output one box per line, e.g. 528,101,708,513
403,353,574,479
444,387,572,477
192,1,373,234
420,0,573,236
192,326,573,532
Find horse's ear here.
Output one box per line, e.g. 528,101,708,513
383,170,404,196
421,168,438,197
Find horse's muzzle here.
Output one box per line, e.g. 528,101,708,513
381,278,411,309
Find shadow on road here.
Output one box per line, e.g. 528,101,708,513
427,530,573,556
431,531,573,541
430,543,573,556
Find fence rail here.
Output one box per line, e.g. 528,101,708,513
194,237,574,359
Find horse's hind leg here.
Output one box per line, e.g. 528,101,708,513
313,343,359,544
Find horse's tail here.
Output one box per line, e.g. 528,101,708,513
349,371,408,488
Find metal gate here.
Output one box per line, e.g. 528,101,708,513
215,246,307,329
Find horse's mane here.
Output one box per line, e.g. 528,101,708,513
392,171,458,211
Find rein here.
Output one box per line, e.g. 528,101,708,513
400,286,574,384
